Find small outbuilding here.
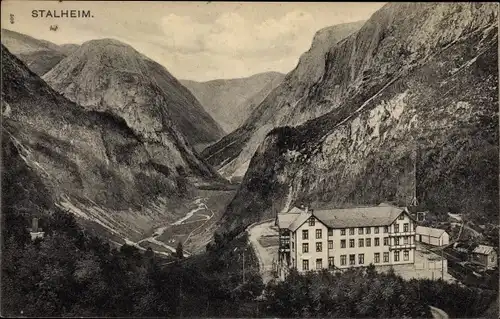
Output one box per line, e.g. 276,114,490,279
416,226,449,246
471,245,497,270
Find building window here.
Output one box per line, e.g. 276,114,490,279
404,250,409,261
394,237,400,245
328,240,333,249
302,230,309,240
349,254,355,265
399,214,404,220
394,224,400,233
359,238,364,247
341,229,346,236
366,227,371,234
394,250,400,262
292,258,296,268
340,255,347,266
316,242,322,252
328,229,333,236
349,239,355,248
403,223,409,232
383,252,389,262
302,243,309,253
341,240,346,248
374,253,380,263
374,227,379,234
384,226,389,233
291,242,294,250
375,238,380,246
328,257,335,269
403,236,409,245
316,258,322,270
349,228,354,235
366,238,371,247
383,237,389,246
358,227,364,235
358,254,364,265
303,259,309,271
308,218,315,227
316,229,322,239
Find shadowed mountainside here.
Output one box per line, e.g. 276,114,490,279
2,44,226,242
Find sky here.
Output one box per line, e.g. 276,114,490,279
1,1,385,81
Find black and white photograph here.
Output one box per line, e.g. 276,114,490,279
0,1,499,318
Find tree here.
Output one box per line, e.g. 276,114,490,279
366,263,377,277
175,166,188,196
176,242,184,259
145,247,154,260
232,270,264,301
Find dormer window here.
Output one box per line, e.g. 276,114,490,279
308,217,315,226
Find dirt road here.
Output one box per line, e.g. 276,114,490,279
247,220,278,284
430,306,449,319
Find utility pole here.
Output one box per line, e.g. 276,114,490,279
242,251,245,284
410,140,418,208
441,248,444,280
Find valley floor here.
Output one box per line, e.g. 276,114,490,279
137,189,236,256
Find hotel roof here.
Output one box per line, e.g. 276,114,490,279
278,204,409,230
314,205,406,228
289,212,313,231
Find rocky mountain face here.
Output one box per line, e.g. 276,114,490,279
218,3,499,238
181,72,285,133
202,21,365,181
0,28,77,76
1,45,224,242
42,38,225,150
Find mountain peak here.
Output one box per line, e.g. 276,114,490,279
311,20,366,47
80,38,137,52
43,35,224,148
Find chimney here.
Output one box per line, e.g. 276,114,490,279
304,206,309,214
32,217,39,232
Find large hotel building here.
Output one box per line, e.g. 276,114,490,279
276,203,417,279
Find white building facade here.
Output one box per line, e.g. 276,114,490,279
415,226,449,246
276,204,417,279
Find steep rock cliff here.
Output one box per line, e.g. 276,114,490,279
219,3,499,237
202,21,365,180
42,38,225,149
